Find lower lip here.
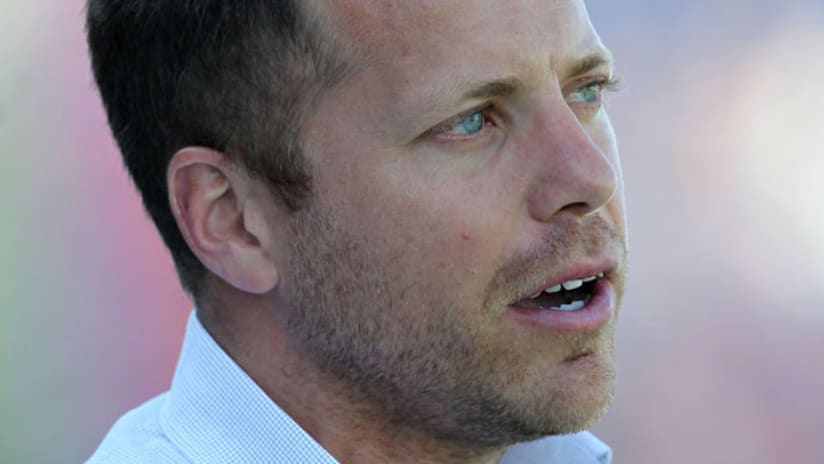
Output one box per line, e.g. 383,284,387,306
507,279,615,332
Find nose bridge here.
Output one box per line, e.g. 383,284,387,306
526,103,617,221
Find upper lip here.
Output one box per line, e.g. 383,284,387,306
518,257,618,301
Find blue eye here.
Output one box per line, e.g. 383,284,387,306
436,109,488,138
458,111,485,134
568,82,603,104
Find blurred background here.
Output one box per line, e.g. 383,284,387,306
1,0,823,462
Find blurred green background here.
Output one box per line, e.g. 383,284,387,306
2,1,823,462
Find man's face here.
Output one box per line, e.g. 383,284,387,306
276,0,628,447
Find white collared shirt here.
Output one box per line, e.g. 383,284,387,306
87,311,611,463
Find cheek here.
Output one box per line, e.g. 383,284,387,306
311,141,524,300
349,181,513,294
414,199,519,308
393,199,498,272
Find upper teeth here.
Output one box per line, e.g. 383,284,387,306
545,284,562,293
561,279,583,290
545,273,604,294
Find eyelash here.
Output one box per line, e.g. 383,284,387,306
567,76,621,105
431,76,620,143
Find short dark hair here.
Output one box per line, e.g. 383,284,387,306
86,0,353,297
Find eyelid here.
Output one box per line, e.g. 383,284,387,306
567,74,621,94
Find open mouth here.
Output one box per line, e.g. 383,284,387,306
515,273,605,312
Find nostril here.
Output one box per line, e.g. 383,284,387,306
563,201,597,215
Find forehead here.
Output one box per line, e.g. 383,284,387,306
306,0,609,144
321,0,603,67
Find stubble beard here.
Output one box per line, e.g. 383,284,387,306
281,199,619,450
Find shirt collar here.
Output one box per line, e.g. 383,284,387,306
160,311,338,463
160,311,610,463
502,433,612,464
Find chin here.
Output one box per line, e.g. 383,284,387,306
522,350,616,437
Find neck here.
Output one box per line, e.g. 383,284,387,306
198,298,508,464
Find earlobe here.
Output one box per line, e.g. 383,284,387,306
167,147,279,294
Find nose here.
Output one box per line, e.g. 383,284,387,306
525,104,618,221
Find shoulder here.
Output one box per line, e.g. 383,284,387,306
85,393,190,464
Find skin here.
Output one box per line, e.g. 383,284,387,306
167,1,628,463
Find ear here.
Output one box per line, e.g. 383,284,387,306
167,147,279,294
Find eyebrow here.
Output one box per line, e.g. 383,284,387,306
458,51,614,102
566,51,614,80
461,77,523,101
394,77,524,142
